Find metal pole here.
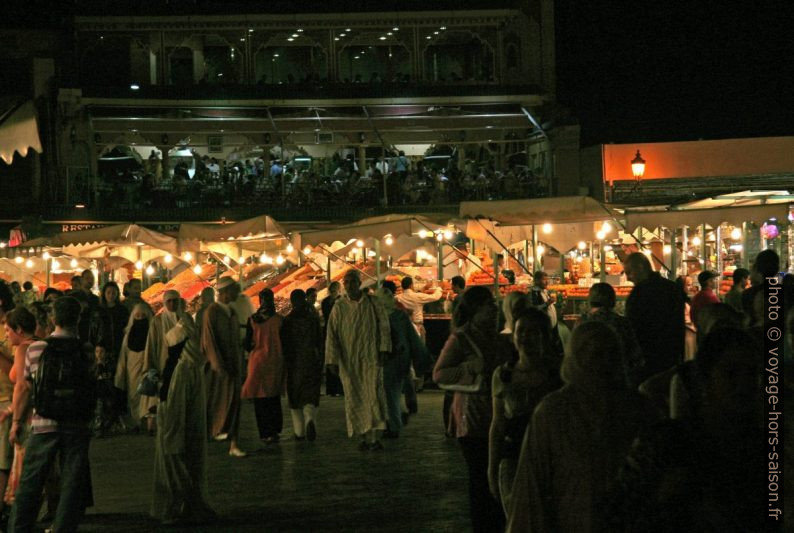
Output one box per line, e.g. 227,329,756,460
375,239,382,282
523,239,530,271
437,240,443,282
531,225,538,273
327,255,332,284
492,251,500,293
599,239,606,283
46,258,51,288
700,223,707,270
668,227,678,281
237,243,243,284
741,222,748,269
716,225,723,281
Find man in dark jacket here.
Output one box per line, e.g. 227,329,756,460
623,252,685,384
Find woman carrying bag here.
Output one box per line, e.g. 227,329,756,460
433,286,513,533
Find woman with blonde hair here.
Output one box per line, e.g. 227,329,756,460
115,303,154,430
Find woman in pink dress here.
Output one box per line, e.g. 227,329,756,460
241,289,284,443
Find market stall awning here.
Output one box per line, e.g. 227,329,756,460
459,196,616,225
179,215,286,243
0,100,43,164
299,214,448,247
623,191,792,231
21,224,178,261
466,219,598,254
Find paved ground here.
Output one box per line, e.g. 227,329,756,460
77,390,469,532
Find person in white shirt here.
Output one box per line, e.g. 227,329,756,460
396,277,442,341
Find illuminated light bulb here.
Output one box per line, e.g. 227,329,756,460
259,253,268,264
384,236,394,246
223,255,231,264
542,223,552,234
164,254,173,264
52,260,61,270
692,236,701,246
135,260,143,269
687,251,693,257
70,258,78,268
367,250,377,257
42,251,51,260
537,245,545,256
577,241,587,250
238,256,245,264
14,256,22,264
287,244,294,253
663,245,672,254
730,227,741,240
0,242,5,248
443,230,453,240
303,246,312,255
25,259,34,268
356,240,364,248
145,265,155,276
183,252,193,261
418,230,428,239
435,233,443,242
642,249,652,257
276,254,285,265
575,256,583,263
569,251,577,258
602,222,612,234
596,231,606,240
193,264,202,274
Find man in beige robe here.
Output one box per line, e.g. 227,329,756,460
202,277,246,457
142,290,182,426
325,270,391,450
151,300,215,525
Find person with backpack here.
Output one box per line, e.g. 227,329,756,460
8,296,97,532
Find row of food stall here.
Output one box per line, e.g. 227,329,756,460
1,192,790,325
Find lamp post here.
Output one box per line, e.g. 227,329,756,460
631,149,646,191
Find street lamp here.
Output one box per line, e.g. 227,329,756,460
631,150,646,180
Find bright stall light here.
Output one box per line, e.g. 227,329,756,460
135,260,143,270
730,227,742,240
52,260,61,270
164,254,173,264
223,255,231,264
542,223,552,234
435,233,443,242
418,230,428,239
276,254,285,265
367,250,377,257
384,235,394,246
537,245,545,256
443,230,453,240
303,246,312,255
287,244,294,253
356,240,364,248
663,245,672,254
14,256,22,264
145,265,155,276
569,251,577,258
70,258,78,268
575,256,583,263
602,222,612,234
692,236,701,246
42,251,51,260
25,259,34,268
577,241,587,250
642,249,652,256
596,231,606,241
183,252,193,261
238,256,245,264
193,264,202,274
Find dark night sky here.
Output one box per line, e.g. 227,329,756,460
6,0,794,146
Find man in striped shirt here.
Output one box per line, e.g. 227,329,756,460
9,296,96,532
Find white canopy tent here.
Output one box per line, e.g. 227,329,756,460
179,215,289,257
0,100,42,164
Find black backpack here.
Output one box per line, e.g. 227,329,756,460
32,336,97,422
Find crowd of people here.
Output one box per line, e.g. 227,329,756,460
0,247,787,530
101,151,548,212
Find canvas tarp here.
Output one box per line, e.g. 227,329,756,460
179,215,286,242
0,100,42,164
465,219,599,254
624,192,792,231
299,214,447,247
459,196,616,225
